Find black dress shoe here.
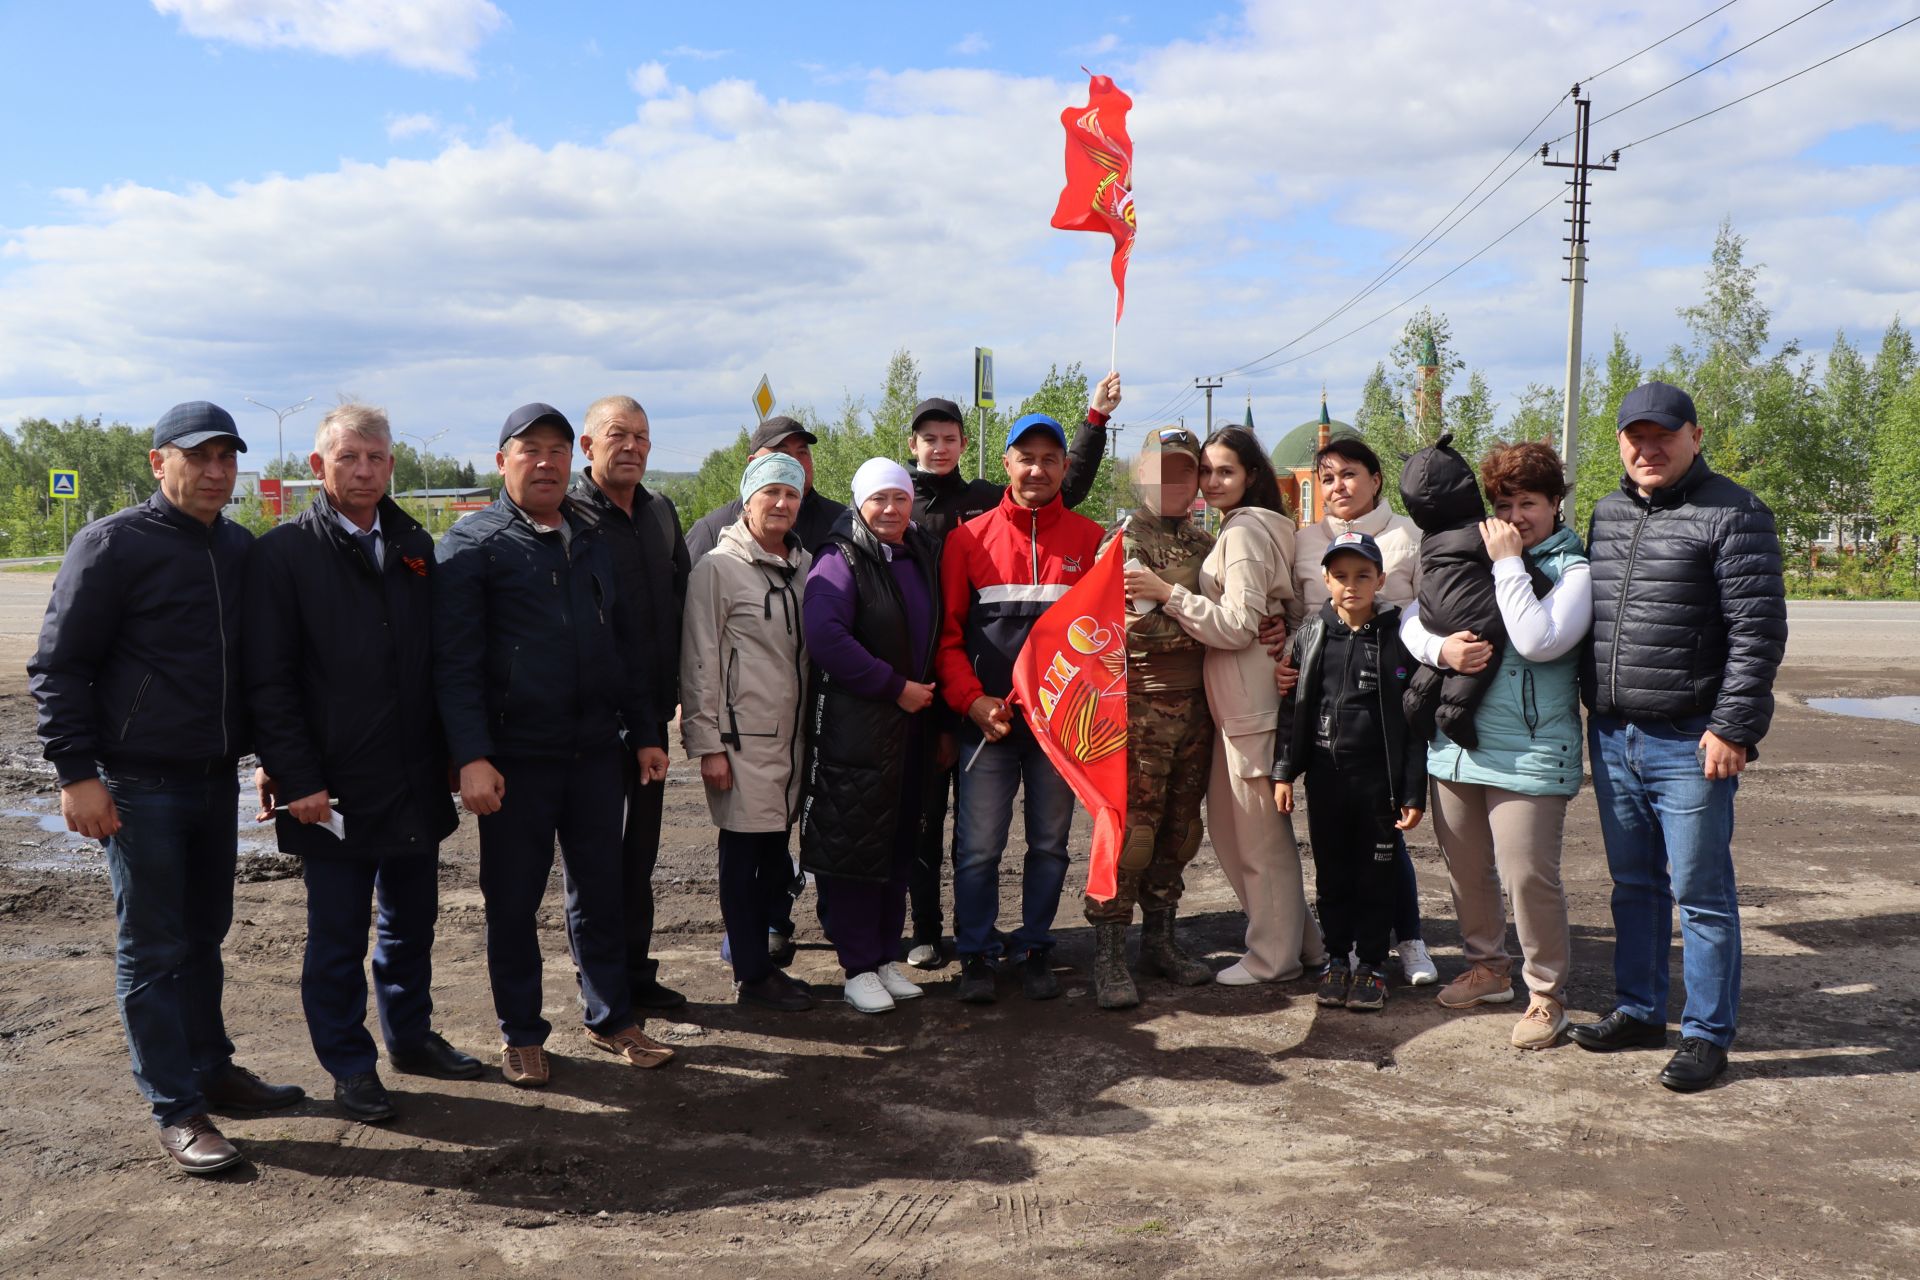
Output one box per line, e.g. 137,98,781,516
1020,950,1062,1001
956,955,998,1005
159,1114,242,1175
334,1071,396,1123
1659,1037,1729,1092
737,972,813,1012
388,1031,484,1080
1567,1010,1668,1052
204,1063,306,1112
632,981,688,1012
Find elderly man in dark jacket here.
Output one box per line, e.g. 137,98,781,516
246,404,479,1124
568,394,691,1010
29,402,303,1175
1569,381,1787,1092
434,402,675,1087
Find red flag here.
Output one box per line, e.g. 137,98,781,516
1050,72,1136,323
1009,539,1129,901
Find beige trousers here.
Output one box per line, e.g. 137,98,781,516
1205,731,1325,979
1431,780,1572,1000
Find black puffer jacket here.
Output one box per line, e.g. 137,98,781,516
1397,433,1550,749
1581,455,1787,749
244,494,457,859
1271,604,1428,814
30,492,252,783
797,512,940,882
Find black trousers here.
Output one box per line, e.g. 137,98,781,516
1304,767,1401,968
719,829,796,985
619,748,664,990
907,763,956,937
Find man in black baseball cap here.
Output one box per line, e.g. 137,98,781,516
30,400,303,1174
499,401,575,448
684,416,845,567
1570,379,1786,1092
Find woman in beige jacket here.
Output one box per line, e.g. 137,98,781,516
680,453,814,1011
1126,427,1326,984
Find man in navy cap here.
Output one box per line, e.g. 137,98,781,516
1569,381,1786,1092
433,402,677,1086
29,401,304,1175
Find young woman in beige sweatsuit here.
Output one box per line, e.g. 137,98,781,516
1131,427,1327,983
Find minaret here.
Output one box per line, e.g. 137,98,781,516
1317,385,1331,451
1244,391,1255,432
1415,329,1442,435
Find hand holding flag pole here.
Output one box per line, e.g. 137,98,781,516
1051,69,1135,376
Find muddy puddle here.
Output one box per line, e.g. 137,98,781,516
1806,695,1920,726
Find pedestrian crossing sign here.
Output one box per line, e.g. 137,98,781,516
49,469,78,499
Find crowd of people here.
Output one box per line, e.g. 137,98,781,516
27,374,1786,1177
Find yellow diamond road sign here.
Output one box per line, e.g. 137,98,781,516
49,469,78,499
751,375,775,422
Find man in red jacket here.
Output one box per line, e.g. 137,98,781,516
936,413,1106,1004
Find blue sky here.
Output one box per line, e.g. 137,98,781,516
2,1,1918,469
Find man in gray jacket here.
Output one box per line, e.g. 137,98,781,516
1570,381,1787,1092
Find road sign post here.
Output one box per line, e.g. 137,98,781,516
752,375,776,423
974,347,995,477
48,469,77,553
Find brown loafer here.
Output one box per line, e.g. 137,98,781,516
501,1043,551,1088
584,1024,675,1069
158,1114,242,1175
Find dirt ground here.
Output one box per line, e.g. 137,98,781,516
0,595,1916,1279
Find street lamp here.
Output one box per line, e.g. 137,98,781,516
396,430,449,496
243,395,315,480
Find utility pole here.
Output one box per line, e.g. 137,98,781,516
1541,86,1617,523
1193,376,1224,434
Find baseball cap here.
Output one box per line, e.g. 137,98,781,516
1616,381,1697,433
1321,530,1384,568
1147,425,1202,463
1007,412,1067,450
499,402,573,448
910,397,965,433
153,402,247,452
749,415,818,451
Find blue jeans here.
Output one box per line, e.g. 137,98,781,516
1590,715,1742,1047
301,853,439,1079
102,770,239,1127
952,726,1075,960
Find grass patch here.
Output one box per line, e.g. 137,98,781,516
1117,1218,1170,1235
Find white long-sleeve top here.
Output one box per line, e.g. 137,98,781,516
1401,555,1593,667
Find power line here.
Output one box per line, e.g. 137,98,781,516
1581,0,1747,84
1608,12,1920,153
1547,0,1838,146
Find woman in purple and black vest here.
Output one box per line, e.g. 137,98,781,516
798,459,943,1014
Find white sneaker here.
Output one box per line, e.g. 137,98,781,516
843,971,895,1014
1214,960,1262,986
1398,938,1439,986
876,962,924,1001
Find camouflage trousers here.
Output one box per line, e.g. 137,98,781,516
1084,689,1214,924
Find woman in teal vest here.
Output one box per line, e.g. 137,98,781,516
1399,441,1591,1051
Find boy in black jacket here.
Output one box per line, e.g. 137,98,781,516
1272,531,1427,1011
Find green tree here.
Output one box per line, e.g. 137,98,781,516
1677,218,1770,467
1871,363,1920,576
1818,330,1874,545
1576,333,1644,532
1732,350,1826,570
1445,369,1498,465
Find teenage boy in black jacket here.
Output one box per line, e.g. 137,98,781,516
1272,531,1427,1013
29,402,303,1175
246,404,478,1125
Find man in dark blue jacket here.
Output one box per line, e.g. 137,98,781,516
434,403,675,1086
29,401,303,1175
1570,381,1787,1092
246,403,479,1125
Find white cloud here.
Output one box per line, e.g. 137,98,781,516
9,2,1920,465
663,44,731,61
385,112,440,141
628,61,671,97
151,0,505,77
951,32,989,56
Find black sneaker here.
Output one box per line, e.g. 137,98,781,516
1020,950,1062,1001
956,955,998,1004
1345,965,1388,1012
1315,962,1352,1007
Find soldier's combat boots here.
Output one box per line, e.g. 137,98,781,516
1091,922,1140,1009
1141,909,1213,987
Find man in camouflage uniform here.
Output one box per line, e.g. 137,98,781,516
1087,427,1216,1009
